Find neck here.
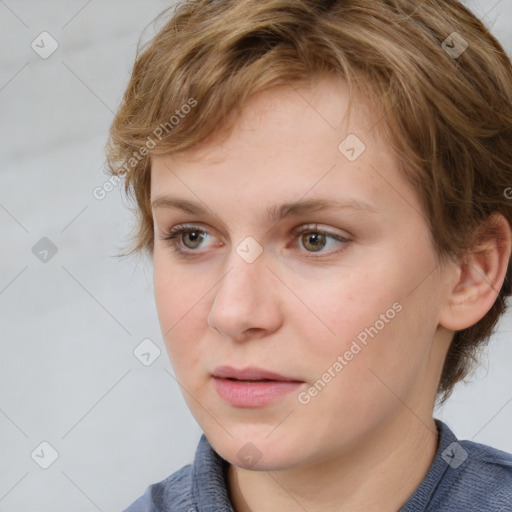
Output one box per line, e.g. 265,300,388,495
226,411,439,512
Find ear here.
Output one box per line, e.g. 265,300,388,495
439,213,512,331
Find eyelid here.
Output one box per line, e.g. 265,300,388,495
290,223,349,238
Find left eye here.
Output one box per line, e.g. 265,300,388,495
292,226,349,253
160,223,350,256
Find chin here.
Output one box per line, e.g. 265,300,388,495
206,426,311,471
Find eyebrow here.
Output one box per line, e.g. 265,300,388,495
151,196,379,222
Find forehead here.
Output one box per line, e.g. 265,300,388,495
157,76,377,164
149,76,418,221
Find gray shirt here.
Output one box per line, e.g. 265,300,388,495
122,419,512,511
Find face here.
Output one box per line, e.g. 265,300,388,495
150,76,455,471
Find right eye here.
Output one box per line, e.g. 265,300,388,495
159,224,220,254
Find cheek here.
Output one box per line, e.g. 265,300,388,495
297,255,436,397
293,262,401,355
153,252,205,329
153,260,207,373
298,300,431,441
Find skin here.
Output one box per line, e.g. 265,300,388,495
149,75,512,512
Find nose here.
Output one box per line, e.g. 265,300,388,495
207,250,282,342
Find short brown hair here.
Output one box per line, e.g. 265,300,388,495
105,0,512,404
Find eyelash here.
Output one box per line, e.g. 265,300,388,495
159,223,351,258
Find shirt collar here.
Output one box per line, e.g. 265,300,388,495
190,434,235,511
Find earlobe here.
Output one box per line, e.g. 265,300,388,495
439,213,512,332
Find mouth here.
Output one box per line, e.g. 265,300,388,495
211,366,305,407
211,365,304,383
225,378,274,383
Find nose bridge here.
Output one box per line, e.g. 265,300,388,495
215,242,267,309
207,240,276,336
220,231,268,291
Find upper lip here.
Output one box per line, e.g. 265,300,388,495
212,365,303,382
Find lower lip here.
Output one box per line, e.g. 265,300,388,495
212,377,303,407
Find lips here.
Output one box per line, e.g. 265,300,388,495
211,365,304,382
211,365,305,407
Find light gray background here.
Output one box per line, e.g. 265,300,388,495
0,1,511,510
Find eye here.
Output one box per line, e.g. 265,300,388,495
290,224,350,255
160,224,215,253
158,223,350,257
